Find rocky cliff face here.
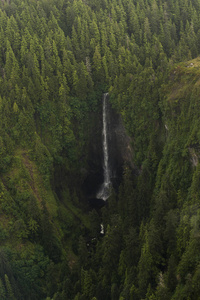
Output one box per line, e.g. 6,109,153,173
83,95,134,198
107,98,134,175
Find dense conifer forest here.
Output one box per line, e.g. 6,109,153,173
1,0,200,299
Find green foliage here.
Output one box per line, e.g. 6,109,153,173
1,0,200,299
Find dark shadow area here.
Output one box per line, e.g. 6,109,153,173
88,197,106,209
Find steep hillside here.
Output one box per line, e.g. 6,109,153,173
1,0,200,299
103,57,200,300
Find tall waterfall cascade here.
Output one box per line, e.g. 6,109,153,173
96,93,112,201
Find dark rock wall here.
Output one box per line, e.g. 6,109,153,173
83,95,133,198
107,98,134,187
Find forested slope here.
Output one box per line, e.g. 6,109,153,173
0,0,200,299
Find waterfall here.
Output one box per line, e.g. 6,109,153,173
97,93,111,201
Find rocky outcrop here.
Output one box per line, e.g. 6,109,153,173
189,147,199,167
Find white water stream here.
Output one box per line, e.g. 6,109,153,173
96,93,111,200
